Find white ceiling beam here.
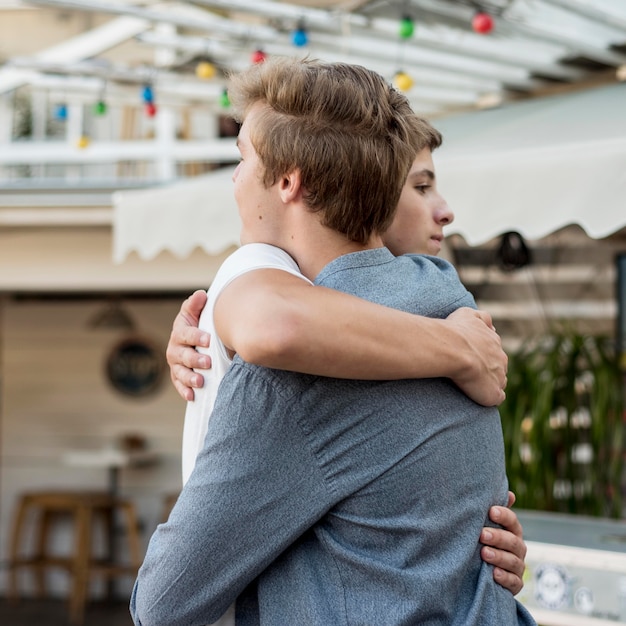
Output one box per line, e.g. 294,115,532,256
142,31,496,101
134,31,507,110
0,15,151,93
136,30,503,93
9,57,156,85
309,30,537,89
26,0,535,88
22,73,215,108
135,31,258,74
0,138,239,164
363,22,585,82
504,0,626,66
229,47,482,104
189,0,572,87
191,0,366,29
25,0,277,39
408,0,626,67
541,0,626,36
189,0,582,83
0,0,34,8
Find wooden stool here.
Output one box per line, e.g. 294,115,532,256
7,490,142,625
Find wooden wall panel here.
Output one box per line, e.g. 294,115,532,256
0,297,189,596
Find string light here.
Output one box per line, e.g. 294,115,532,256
395,15,414,92
93,100,107,116
195,60,216,79
251,49,267,64
399,15,414,39
142,84,157,117
394,71,414,92
141,84,154,104
76,135,90,149
472,12,494,34
219,88,231,108
292,25,308,47
54,103,68,121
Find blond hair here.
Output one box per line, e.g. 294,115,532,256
228,57,440,243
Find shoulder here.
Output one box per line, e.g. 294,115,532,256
399,254,477,314
400,254,465,284
219,243,300,277
403,253,457,274
209,244,308,300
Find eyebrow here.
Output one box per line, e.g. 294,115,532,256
407,168,435,181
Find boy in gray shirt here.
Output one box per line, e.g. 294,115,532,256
132,58,535,626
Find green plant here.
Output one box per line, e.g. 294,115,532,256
500,331,625,518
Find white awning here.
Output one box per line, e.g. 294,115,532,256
434,82,626,245
112,166,240,263
112,82,626,261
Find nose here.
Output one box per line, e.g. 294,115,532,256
436,196,454,225
232,162,241,183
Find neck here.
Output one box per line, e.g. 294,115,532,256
280,216,385,281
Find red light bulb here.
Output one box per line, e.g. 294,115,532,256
472,12,494,34
251,49,267,64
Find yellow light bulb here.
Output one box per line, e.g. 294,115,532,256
394,72,414,92
196,61,216,80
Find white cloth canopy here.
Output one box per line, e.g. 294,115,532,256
112,166,240,263
433,81,626,245
112,82,626,261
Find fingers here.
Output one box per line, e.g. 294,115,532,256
171,362,206,388
490,505,524,543
180,290,208,325
166,336,210,378
473,308,494,327
173,379,196,402
507,491,516,508
170,364,206,402
445,307,508,406
166,291,210,402
172,323,210,349
481,525,526,564
482,504,527,595
486,557,524,596
167,338,211,369
480,528,526,596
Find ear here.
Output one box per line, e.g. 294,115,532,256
278,169,302,204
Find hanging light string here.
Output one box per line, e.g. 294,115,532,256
394,11,414,92
93,80,108,116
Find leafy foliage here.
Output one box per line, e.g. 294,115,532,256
500,332,625,518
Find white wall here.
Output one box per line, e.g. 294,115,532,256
0,296,189,597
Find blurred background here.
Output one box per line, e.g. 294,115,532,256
0,1,625,624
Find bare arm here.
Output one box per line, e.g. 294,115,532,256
167,270,507,405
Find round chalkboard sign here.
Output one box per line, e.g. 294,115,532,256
106,337,164,398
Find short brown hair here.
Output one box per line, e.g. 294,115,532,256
227,57,438,244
